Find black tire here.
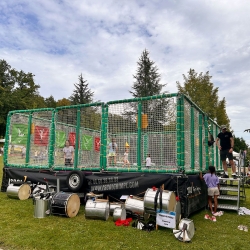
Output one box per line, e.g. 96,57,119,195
66,171,85,192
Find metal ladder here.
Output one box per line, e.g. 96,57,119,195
216,150,246,211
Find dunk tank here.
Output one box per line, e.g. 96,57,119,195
1,93,222,217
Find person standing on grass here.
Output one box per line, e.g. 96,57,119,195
200,166,220,217
216,125,236,178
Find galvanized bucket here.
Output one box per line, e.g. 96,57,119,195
34,199,49,218
113,207,126,221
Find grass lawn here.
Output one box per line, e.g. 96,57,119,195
0,155,250,250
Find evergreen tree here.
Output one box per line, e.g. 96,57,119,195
176,69,230,128
130,49,166,97
45,95,57,108
69,74,94,105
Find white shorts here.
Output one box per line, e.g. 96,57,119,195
208,187,219,196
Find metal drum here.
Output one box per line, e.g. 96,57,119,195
34,199,49,218
7,184,31,200
174,201,182,227
177,218,195,242
125,196,144,215
113,207,126,221
109,202,124,215
85,199,110,221
144,188,176,215
51,192,80,218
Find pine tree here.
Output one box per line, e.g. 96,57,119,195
130,49,166,97
69,74,94,105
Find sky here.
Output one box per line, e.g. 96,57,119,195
0,0,250,145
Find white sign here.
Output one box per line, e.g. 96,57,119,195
156,211,176,229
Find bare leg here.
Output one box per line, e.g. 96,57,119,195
213,195,218,213
222,160,228,172
208,196,213,214
229,159,236,174
114,155,116,165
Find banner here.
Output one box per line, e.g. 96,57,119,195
69,132,76,146
94,137,100,151
34,126,49,146
82,134,93,150
11,124,28,145
55,131,66,148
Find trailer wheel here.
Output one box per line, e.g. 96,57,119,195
66,171,85,192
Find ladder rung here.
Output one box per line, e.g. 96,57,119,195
220,187,238,192
214,204,238,211
218,195,238,201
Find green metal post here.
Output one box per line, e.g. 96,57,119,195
74,108,81,169
215,126,220,169
199,113,203,170
102,105,109,170
176,96,182,167
137,102,142,170
204,116,209,170
181,96,185,168
25,114,32,165
190,106,195,170
210,122,214,166
49,111,55,168
3,113,12,165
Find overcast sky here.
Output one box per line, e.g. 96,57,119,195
1,0,250,145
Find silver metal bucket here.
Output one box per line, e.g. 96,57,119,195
113,207,126,221
144,188,176,215
109,202,124,215
85,199,110,221
7,184,31,200
34,199,49,218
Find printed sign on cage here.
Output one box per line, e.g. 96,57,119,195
94,137,100,151
82,134,93,150
55,131,66,148
11,124,28,145
69,132,76,147
34,126,49,146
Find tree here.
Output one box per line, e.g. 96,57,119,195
126,49,173,132
45,95,57,108
69,74,94,105
56,98,71,107
130,49,166,98
0,59,42,137
176,69,230,128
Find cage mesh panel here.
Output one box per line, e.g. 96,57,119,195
184,99,191,170
7,113,30,165
7,111,53,168
194,109,200,169
107,102,138,167
107,97,177,169
54,105,102,168
29,111,53,168
78,106,102,167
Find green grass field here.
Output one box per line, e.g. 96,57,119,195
0,155,250,250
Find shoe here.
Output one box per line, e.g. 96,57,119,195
231,173,237,179
244,226,248,232
222,173,229,178
238,225,244,230
213,212,220,216
210,216,216,222
204,214,210,219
